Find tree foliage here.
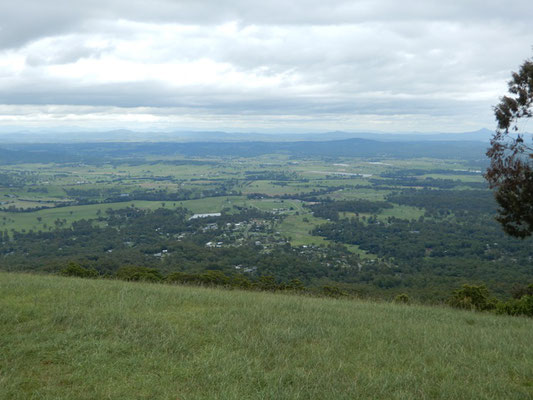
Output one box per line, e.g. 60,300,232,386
448,284,496,311
486,57,533,237
60,262,98,278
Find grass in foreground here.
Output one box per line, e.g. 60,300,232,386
1,272,532,400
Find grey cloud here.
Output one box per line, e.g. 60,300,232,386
1,0,532,132
25,41,109,66
2,0,533,49
0,76,488,119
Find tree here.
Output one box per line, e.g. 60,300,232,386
448,284,495,311
486,57,533,237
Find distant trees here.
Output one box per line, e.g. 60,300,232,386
486,57,533,237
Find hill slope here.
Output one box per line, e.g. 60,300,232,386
0,138,487,164
1,272,532,399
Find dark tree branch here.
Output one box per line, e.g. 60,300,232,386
485,58,533,238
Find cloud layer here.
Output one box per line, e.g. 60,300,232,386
1,0,532,132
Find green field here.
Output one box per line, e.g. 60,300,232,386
0,200,206,233
277,214,330,246
3,151,528,300
0,154,505,257
1,272,532,399
377,204,426,221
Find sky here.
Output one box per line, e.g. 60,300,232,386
0,0,532,134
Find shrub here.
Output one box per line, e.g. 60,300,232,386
115,266,163,282
286,279,305,291
231,274,253,289
256,276,279,291
166,272,197,284
60,262,98,278
448,284,496,311
394,293,410,304
321,285,347,298
198,270,231,286
496,295,533,317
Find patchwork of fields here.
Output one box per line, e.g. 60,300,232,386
0,146,531,300
0,155,480,239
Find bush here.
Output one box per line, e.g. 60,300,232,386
60,262,98,278
166,272,197,284
231,274,253,289
448,284,496,311
321,285,347,298
497,295,533,317
115,266,163,282
256,276,279,291
394,293,410,304
286,279,305,291
198,270,231,286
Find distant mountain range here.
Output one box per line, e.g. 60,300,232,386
0,128,509,143
1,137,490,164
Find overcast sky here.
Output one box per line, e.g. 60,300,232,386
1,0,532,134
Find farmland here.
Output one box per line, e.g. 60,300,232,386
0,140,531,301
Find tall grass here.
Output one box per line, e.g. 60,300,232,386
1,272,532,399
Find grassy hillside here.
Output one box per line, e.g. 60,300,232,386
1,272,532,399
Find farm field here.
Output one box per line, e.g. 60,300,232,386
0,154,480,238
0,142,531,301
